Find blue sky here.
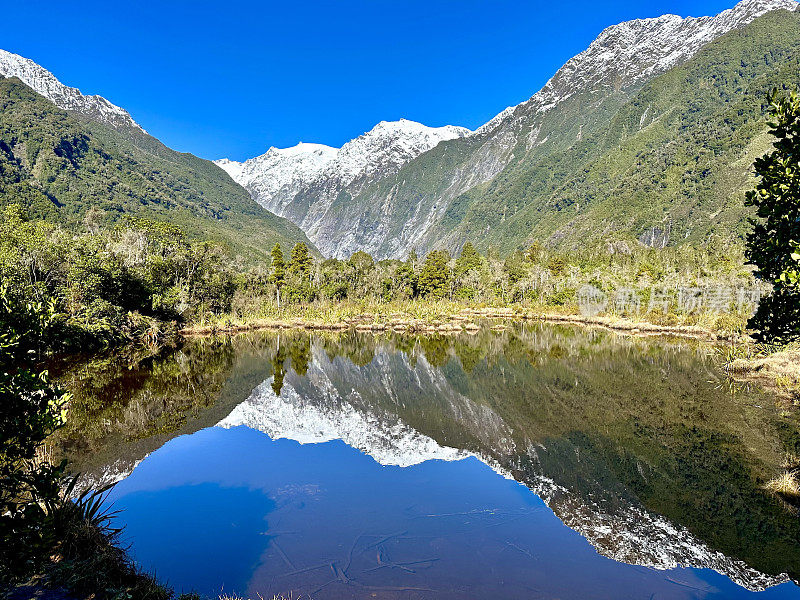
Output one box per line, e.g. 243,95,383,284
4,0,738,160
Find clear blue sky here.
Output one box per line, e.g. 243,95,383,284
4,0,739,160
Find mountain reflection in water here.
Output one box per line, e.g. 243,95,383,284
56,325,800,599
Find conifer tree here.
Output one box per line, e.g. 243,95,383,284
455,242,482,277
418,250,451,299
288,242,313,277
269,243,285,306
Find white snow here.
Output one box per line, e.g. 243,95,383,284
0,48,143,132
216,143,338,214
215,119,469,221
478,0,799,135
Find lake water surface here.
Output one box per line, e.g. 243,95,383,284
57,324,800,599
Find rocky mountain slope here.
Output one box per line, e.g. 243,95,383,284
458,4,800,253
220,0,798,258
0,60,314,260
216,120,469,257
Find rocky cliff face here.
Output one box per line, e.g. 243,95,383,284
0,49,142,133
219,0,798,258
216,120,469,258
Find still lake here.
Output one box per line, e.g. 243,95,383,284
57,324,800,599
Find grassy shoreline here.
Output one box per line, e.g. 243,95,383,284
181,300,748,342
181,298,799,422
725,343,800,405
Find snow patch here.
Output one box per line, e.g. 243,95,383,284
0,48,143,132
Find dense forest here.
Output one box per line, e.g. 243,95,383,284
0,75,313,263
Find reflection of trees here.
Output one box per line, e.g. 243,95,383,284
289,336,311,376
417,335,451,368
312,325,800,580
453,338,484,373
409,328,800,580
268,332,315,394
54,337,238,462
320,331,376,367
271,342,287,396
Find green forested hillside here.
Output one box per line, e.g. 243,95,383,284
0,76,314,261
448,8,800,254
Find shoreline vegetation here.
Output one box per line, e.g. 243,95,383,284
181,302,799,413
725,343,800,404
180,303,738,340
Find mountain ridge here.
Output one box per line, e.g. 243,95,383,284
215,119,470,252
218,0,799,259
0,73,316,261
0,48,143,134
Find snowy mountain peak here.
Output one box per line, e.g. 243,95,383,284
370,118,470,138
218,378,472,468
0,48,143,133
215,142,338,215
329,119,470,184
271,141,338,158
477,0,798,135
216,119,470,232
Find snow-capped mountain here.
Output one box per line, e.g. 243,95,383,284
218,378,473,467
0,48,142,132
216,142,338,217
216,119,470,258
476,0,799,137
219,0,798,259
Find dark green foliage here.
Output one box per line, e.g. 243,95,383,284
0,206,234,351
271,342,288,396
227,227,752,315
269,243,286,307
417,250,452,299
746,89,800,342
0,75,313,263
289,335,312,376
504,250,527,284
283,242,316,303
347,251,376,298
0,287,169,595
0,284,68,582
392,262,417,299
455,242,482,277
269,243,286,288
288,242,313,277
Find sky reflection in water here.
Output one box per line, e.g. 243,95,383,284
109,423,800,600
